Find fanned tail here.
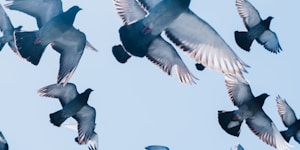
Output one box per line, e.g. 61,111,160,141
218,110,243,137
234,31,254,52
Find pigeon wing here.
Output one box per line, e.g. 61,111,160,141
236,0,262,29
146,37,197,84
165,10,248,75
246,110,292,149
112,0,146,25
256,30,282,54
37,83,79,105
276,95,297,127
73,105,96,145
225,74,254,107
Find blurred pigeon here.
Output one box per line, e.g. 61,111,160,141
235,0,281,53
218,74,291,150
145,145,169,150
0,131,8,150
112,0,197,84
276,95,300,144
62,123,98,150
0,4,22,52
117,0,190,58
231,144,244,150
138,0,249,75
5,0,97,51
38,83,96,145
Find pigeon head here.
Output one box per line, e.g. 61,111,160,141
63,5,82,25
84,88,94,95
262,16,274,29
256,93,269,107
14,25,23,31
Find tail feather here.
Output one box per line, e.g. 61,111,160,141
280,130,292,142
49,110,69,127
0,41,5,52
112,44,131,63
14,31,47,65
234,31,254,52
218,110,243,137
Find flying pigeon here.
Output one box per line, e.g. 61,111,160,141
0,4,22,52
218,74,291,150
62,123,98,150
231,144,244,150
112,0,197,84
0,131,8,150
145,145,169,150
117,0,190,58
276,95,300,144
137,0,249,75
234,0,281,53
5,0,97,51
38,83,96,145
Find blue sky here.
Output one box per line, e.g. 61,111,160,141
0,0,299,149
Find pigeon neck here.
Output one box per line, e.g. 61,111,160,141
262,17,273,29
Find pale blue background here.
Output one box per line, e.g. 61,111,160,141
0,0,299,149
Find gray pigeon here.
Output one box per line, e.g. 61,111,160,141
145,145,169,150
231,144,244,150
138,0,249,75
38,83,96,145
0,131,8,150
112,0,197,84
0,4,22,52
235,0,281,53
276,95,300,144
218,74,291,150
116,0,190,58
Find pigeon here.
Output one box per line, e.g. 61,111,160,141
145,145,169,150
62,123,98,150
235,0,281,53
0,131,8,150
0,4,22,52
137,0,248,75
112,0,197,84
117,0,190,58
38,83,96,145
218,74,291,150
276,95,300,144
5,0,97,51
231,144,244,150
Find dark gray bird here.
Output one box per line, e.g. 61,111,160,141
116,0,190,58
0,131,8,150
112,0,197,84
218,74,291,149
231,144,244,150
137,0,249,75
38,83,96,145
0,4,22,52
62,123,98,150
145,145,169,150
276,95,300,144
235,0,281,53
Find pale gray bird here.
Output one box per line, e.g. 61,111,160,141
145,145,169,150
38,83,96,145
138,0,248,75
235,0,281,53
117,0,190,58
112,0,197,84
0,131,8,150
276,95,300,144
218,74,291,150
0,4,22,52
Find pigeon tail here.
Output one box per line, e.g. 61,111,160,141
218,110,243,137
50,110,69,127
14,31,47,65
195,63,206,71
112,44,131,63
234,31,254,52
0,38,6,51
280,130,292,142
